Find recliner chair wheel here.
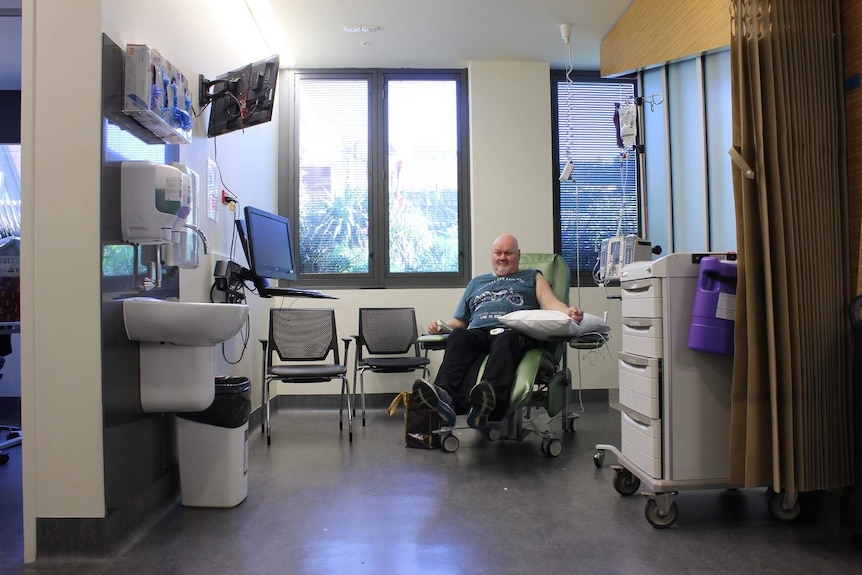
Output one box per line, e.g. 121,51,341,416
483,423,503,442
541,438,562,457
442,434,460,453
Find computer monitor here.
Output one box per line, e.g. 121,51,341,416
243,206,297,282
201,55,279,138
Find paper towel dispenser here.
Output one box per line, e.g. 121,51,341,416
121,161,185,244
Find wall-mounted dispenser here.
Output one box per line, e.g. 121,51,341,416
164,162,204,269
121,161,185,244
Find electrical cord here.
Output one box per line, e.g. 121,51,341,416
222,315,250,365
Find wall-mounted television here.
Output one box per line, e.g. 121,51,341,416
200,55,279,138
243,205,297,282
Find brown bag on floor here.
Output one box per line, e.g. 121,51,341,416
387,390,441,449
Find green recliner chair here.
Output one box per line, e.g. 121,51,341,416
419,253,580,456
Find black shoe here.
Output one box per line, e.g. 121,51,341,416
467,380,496,429
412,378,457,427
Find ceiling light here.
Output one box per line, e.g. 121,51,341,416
344,25,380,33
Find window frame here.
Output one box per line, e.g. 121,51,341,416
550,70,641,286
280,68,471,289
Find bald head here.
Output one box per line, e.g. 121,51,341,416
491,234,520,276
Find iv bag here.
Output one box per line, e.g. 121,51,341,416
618,103,637,150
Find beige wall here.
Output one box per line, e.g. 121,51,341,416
21,0,105,551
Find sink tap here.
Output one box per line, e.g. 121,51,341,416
183,223,210,254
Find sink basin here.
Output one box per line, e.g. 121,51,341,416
123,297,249,346
121,298,249,413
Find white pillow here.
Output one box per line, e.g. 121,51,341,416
500,309,611,342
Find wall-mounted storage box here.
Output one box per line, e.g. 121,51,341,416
123,44,192,144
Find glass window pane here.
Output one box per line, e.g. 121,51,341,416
0,144,21,238
386,80,459,274
297,78,370,275
557,80,637,277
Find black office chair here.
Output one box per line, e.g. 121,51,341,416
260,308,352,444
353,308,430,426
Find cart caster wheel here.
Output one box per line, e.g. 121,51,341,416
768,490,801,521
566,415,578,433
612,468,641,496
594,450,605,468
645,499,679,529
541,438,562,457
0,453,8,465
442,434,460,453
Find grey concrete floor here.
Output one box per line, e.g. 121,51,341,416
4,401,862,574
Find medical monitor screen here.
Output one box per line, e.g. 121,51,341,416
205,55,279,138
244,206,297,282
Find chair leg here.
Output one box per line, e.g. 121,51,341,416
351,368,358,418
341,376,353,442
265,378,272,446
261,377,267,436
359,372,367,426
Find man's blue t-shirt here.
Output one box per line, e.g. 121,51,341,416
453,269,541,329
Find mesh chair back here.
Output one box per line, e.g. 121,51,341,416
269,308,339,363
358,308,420,355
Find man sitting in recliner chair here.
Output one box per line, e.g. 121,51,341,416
414,233,583,428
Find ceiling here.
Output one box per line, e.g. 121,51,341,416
267,0,634,70
0,0,635,91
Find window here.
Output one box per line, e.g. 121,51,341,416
282,69,470,288
552,72,639,284
0,144,21,238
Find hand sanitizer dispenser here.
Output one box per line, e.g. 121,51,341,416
121,161,184,244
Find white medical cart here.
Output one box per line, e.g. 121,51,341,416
594,253,798,527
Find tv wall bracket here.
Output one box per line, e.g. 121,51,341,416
198,75,239,108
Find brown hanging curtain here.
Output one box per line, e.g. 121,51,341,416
728,0,852,494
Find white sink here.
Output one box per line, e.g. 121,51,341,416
123,297,248,345
122,298,249,413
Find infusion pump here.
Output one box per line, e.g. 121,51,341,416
598,235,652,283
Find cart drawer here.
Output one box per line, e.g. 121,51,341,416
621,317,663,359
621,278,662,318
618,352,661,419
621,411,661,478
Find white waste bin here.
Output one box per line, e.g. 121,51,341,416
176,376,251,508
